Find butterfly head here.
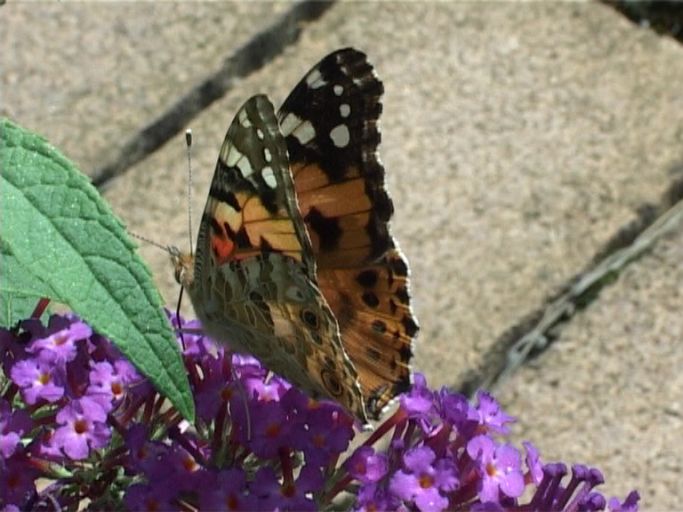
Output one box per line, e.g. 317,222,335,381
169,245,195,289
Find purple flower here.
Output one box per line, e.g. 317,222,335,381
251,465,322,511
27,318,91,363
389,445,459,512
244,373,290,402
0,324,34,375
123,482,177,512
438,388,479,435
123,423,177,482
355,482,402,512
523,441,544,485
400,373,436,421
529,463,610,511
474,391,515,435
87,360,138,411
291,404,354,467
199,468,256,511
345,446,388,483
467,435,525,502
193,349,238,422
232,353,269,382
171,315,210,358
609,491,640,512
244,400,291,459
0,399,32,459
10,356,65,404
0,311,639,511
50,396,111,460
0,454,39,507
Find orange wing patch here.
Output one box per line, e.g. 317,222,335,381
316,249,416,415
206,190,303,265
292,163,390,269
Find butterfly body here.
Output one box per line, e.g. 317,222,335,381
172,49,418,423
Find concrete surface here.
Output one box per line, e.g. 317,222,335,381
498,225,683,505
4,1,683,508
2,3,289,172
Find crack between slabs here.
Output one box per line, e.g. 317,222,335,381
458,164,683,397
90,0,335,190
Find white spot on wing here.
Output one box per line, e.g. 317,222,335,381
256,128,264,140
264,148,272,162
280,113,301,136
293,120,315,145
333,84,343,96
339,104,350,118
330,124,350,148
237,156,253,177
306,68,326,89
225,147,242,167
262,166,277,189
238,109,252,128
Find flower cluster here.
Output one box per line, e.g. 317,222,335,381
0,310,639,511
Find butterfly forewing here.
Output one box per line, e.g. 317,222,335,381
278,49,419,416
196,95,310,270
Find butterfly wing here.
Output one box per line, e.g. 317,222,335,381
188,95,367,421
278,49,419,417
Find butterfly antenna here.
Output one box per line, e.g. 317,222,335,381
129,231,172,254
185,129,194,257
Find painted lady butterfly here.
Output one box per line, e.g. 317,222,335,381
171,48,418,423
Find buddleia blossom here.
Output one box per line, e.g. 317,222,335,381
0,310,639,511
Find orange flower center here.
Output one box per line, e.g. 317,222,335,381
225,494,238,510
419,473,435,489
220,387,233,401
144,498,161,511
182,455,199,472
7,473,20,489
111,382,123,396
74,419,88,435
265,423,280,438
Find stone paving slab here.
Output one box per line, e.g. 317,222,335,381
2,2,289,174
5,2,683,506
497,225,683,508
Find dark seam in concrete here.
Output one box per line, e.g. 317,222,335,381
457,161,683,398
601,0,683,43
91,0,335,189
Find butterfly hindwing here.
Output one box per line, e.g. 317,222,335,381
316,249,418,413
188,95,367,421
278,49,418,416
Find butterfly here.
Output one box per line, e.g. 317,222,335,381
171,48,418,423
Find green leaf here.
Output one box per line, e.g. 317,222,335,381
0,118,194,422
0,236,54,324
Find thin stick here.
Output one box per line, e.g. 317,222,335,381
185,129,194,257
176,286,186,351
